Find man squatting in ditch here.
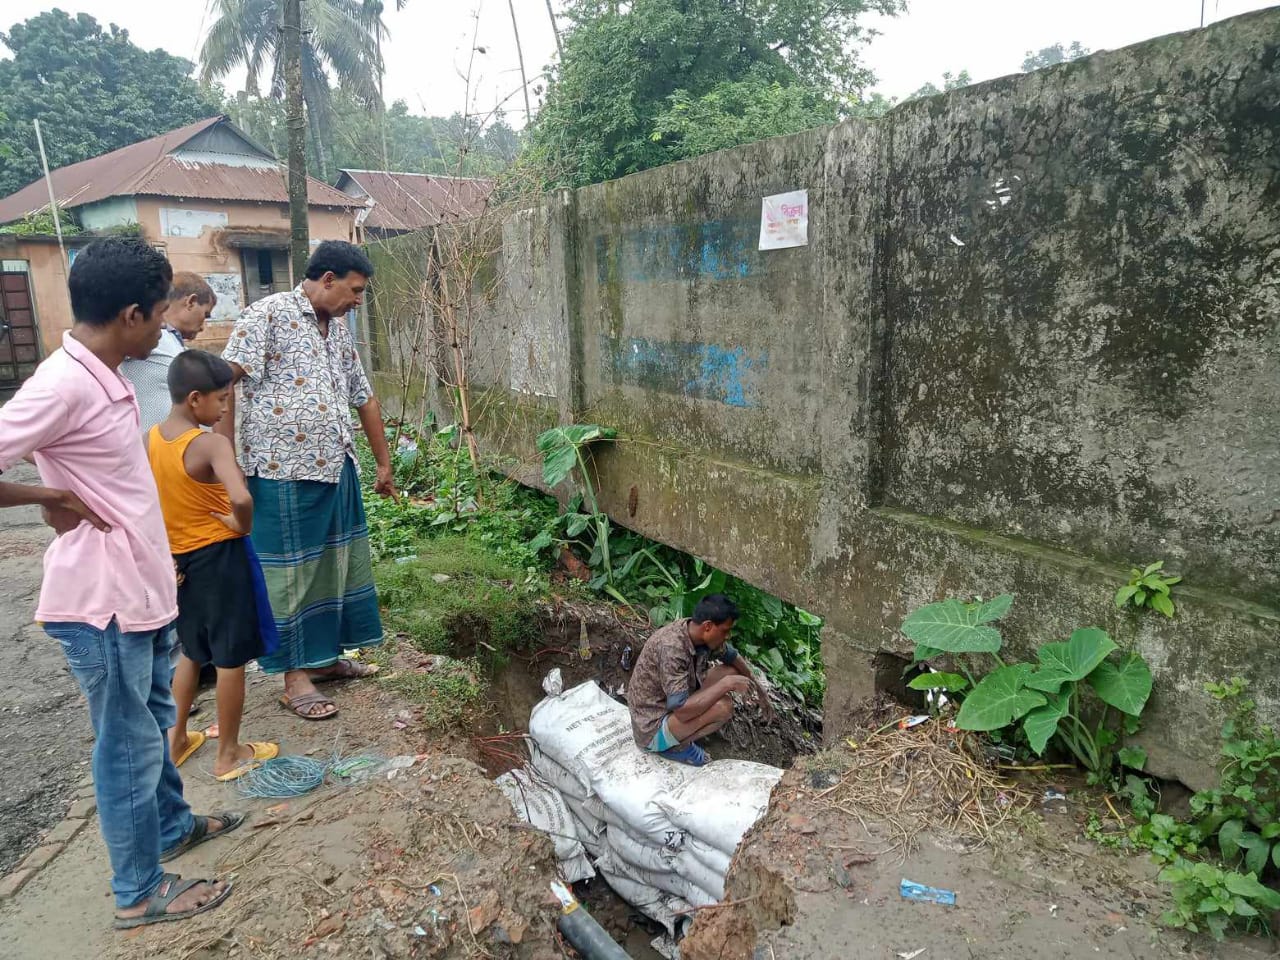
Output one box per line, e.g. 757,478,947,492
627,593,776,765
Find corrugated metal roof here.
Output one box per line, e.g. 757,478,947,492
337,169,491,232
0,116,356,225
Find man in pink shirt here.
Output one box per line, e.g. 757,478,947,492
0,238,241,928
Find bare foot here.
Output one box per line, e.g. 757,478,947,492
115,877,229,921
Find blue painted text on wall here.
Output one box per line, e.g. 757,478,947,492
601,336,768,408
594,220,759,284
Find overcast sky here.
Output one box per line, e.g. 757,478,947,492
2,0,1276,127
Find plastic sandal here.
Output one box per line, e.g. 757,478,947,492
113,873,233,929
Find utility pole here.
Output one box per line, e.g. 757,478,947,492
284,0,310,282
508,0,533,125
545,0,563,59
32,120,69,284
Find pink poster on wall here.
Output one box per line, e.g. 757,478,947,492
758,189,809,250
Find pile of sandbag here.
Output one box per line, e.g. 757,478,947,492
494,766,595,882
503,679,783,935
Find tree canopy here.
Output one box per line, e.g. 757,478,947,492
1022,41,1091,73
525,0,901,187
0,10,221,197
200,0,385,179
904,69,974,102
225,88,520,178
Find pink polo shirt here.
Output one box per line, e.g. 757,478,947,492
0,332,177,631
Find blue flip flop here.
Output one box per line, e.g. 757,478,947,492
662,742,710,766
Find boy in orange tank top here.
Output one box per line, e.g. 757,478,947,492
148,350,279,781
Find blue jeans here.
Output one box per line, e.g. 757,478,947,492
44,620,194,908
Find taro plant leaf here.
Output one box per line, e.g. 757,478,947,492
907,672,969,693
1022,694,1070,755
975,594,1014,622
956,664,1047,732
1089,654,1154,716
913,643,944,663
900,594,1013,654
1118,745,1148,770
535,425,617,486
565,513,592,537
1025,628,1118,694
797,608,822,627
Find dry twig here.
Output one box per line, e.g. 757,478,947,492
819,720,1030,857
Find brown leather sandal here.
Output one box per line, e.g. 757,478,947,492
278,690,339,720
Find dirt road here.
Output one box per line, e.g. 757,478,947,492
0,462,94,875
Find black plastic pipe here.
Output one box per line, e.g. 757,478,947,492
556,900,633,960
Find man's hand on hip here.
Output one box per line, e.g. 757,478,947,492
42,490,110,536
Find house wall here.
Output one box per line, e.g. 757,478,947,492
11,241,73,356
25,200,354,355
78,198,139,231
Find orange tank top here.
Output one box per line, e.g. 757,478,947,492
147,426,239,555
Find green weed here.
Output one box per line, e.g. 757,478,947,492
384,653,487,730
1115,560,1181,618
375,535,539,669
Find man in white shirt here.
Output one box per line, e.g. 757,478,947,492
121,273,217,432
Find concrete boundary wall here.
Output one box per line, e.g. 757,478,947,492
371,10,1280,788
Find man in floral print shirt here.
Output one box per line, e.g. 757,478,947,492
219,241,396,720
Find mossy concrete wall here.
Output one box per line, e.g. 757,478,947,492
374,10,1280,789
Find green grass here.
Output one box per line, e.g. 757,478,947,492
385,655,487,730
374,534,540,670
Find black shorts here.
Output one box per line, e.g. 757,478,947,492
174,537,266,669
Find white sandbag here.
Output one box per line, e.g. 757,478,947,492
684,836,732,878
595,850,704,933
603,845,719,909
495,768,595,882
654,759,783,857
590,748,689,850
677,849,726,902
607,823,680,875
528,741,590,801
563,795,607,858
610,825,727,902
531,680,690,848
528,680,637,790
608,824,725,905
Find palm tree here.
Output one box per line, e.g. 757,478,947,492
200,0,384,180
360,0,408,172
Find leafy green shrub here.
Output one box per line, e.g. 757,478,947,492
1115,560,1180,617
902,595,1152,779
1159,857,1280,940
1189,679,1280,875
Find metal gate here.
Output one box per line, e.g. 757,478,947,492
0,270,40,392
